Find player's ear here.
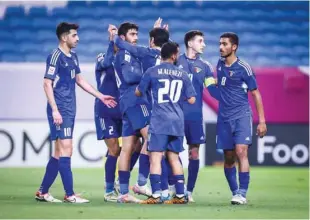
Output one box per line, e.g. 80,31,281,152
188,40,193,48
232,44,237,52
120,35,126,41
150,37,154,46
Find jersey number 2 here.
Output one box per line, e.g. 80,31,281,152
158,79,183,103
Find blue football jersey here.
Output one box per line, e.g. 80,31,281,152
177,53,216,121
138,62,196,136
217,58,258,122
115,37,161,104
44,48,80,118
94,41,121,119
115,37,161,72
114,49,149,114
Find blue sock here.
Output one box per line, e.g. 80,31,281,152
187,159,199,192
138,154,150,186
105,155,117,193
161,157,169,191
59,157,74,196
130,151,140,171
239,172,250,198
224,167,239,196
150,174,161,195
40,157,59,194
174,175,185,195
166,159,175,185
119,170,130,195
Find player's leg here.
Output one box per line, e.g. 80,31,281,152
130,137,142,171
101,118,122,202
186,120,205,201
35,117,61,203
164,136,187,204
217,120,239,203
223,150,238,197
117,114,141,203
129,104,152,197
232,116,252,205
160,153,170,200
58,119,88,203
141,133,167,204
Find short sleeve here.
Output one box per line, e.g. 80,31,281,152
240,61,257,91
44,50,60,80
183,71,196,98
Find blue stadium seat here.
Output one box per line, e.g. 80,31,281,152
29,7,48,17
4,6,25,19
0,1,308,66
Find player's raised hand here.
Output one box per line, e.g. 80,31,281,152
256,122,267,138
163,24,169,31
153,17,162,28
100,94,117,108
52,110,63,126
108,24,118,41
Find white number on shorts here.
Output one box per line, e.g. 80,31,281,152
109,126,114,135
158,79,183,103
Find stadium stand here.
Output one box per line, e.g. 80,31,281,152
0,1,308,65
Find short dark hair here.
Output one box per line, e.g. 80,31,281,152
56,22,79,40
184,30,204,48
161,41,179,60
118,22,139,36
149,28,169,48
220,32,239,47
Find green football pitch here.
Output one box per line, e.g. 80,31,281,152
0,167,308,219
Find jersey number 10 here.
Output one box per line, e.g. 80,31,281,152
158,79,183,104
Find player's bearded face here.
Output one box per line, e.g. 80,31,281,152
125,29,138,45
65,30,79,48
190,36,206,54
219,38,233,58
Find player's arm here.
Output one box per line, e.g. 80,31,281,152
135,69,152,97
183,71,196,104
75,74,117,108
119,50,143,84
43,54,62,125
203,61,220,100
115,36,150,59
97,42,115,71
243,66,267,138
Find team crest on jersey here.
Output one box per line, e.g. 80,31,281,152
178,65,183,69
194,67,202,73
229,71,234,77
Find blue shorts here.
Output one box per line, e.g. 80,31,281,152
148,133,184,153
184,120,206,145
94,115,122,140
216,116,253,150
122,104,151,137
48,117,75,141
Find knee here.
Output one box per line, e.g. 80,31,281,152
235,147,248,160
188,146,199,160
224,156,235,166
109,147,120,157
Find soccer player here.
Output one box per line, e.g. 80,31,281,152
136,41,196,204
114,22,151,203
176,30,219,202
94,26,122,202
114,19,170,198
216,32,267,205
35,22,116,203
